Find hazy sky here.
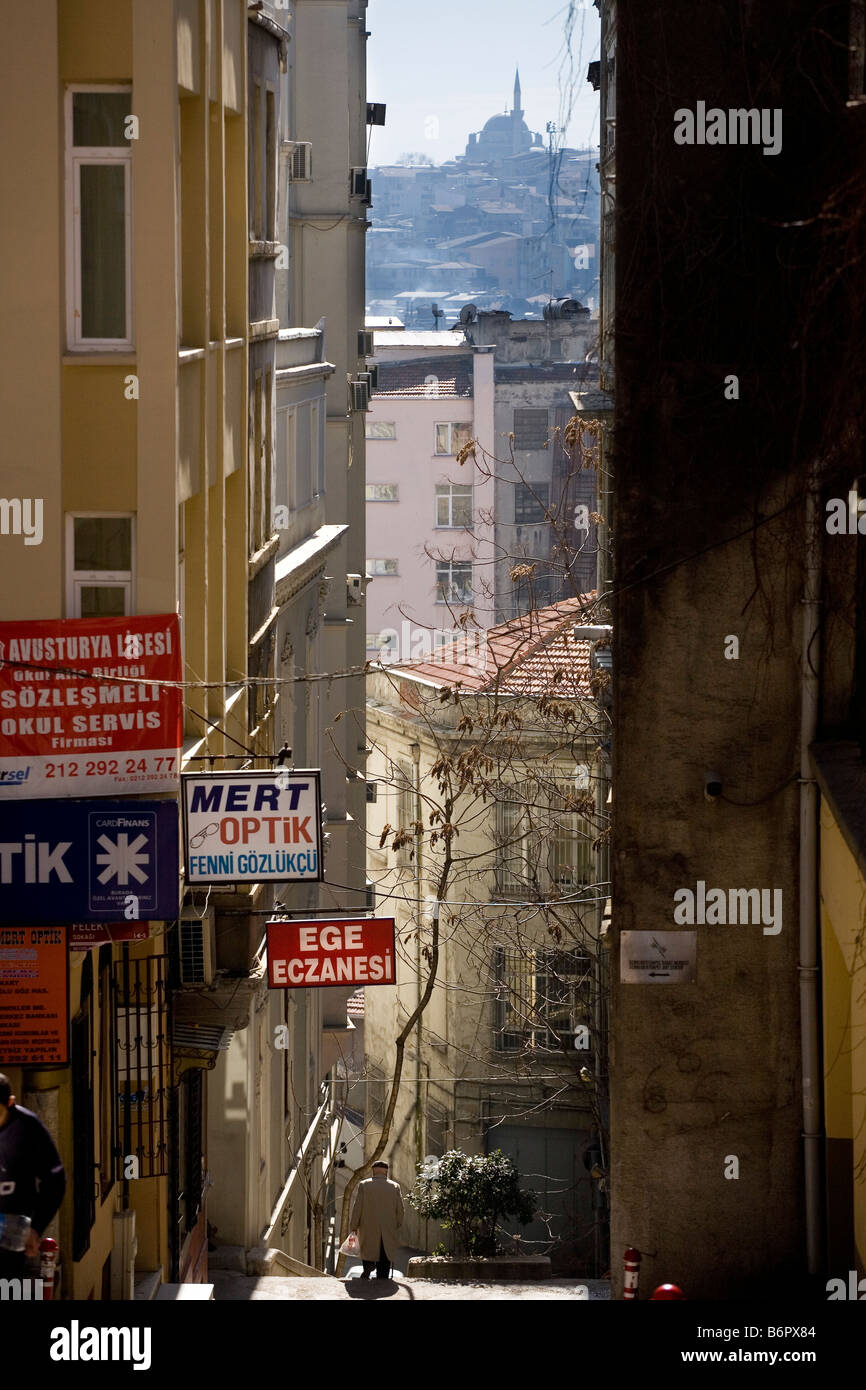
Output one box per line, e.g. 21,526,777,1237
366,0,601,167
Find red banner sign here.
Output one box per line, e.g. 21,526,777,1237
69,922,150,951
0,926,68,1065
0,614,182,798
267,917,396,988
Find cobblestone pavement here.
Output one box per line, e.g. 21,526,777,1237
213,1270,610,1301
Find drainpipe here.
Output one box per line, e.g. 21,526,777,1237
800,461,823,1276
410,741,423,1174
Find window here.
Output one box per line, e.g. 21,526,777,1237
251,372,264,548
71,956,95,1260
252,81,263,239
436,560,472,604
550,779,594,889
435,422,471,455
67,514,134,617
514,482,550,525
265,89,276,238
367,558,399,575
513,408,550,451
367,1062,386,1128
426,1102,448,1158
366,421,397,440
494,947,593,1052
435,484,473,528
312,401,324,498
265,369,274,538
495,793,533,896
851,1,866,101
98,950,116,1200
366,484,399,502
395,758,415,831
494,779,593,895
66,88,133,349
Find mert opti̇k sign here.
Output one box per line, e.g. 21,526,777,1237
182,770,323,884
0,614,182,798
267,917,396,988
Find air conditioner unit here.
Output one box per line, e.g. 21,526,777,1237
179,906,216,985
357,329,375,358
364,178,372,206
289,141,313,182
350,379,370,412
359,368,378,393
347,573,363,606
350,167,368,197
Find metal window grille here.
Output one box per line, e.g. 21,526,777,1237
495,794,531,896
180,920,205,984
549,780,594,889
114,954,170,1179
494,947,593,1052
71,970,95,1260
513,408,550,450
514,482,550,524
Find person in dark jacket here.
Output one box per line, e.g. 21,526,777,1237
0,1073,66,1276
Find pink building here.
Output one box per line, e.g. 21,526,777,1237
365,330,495,663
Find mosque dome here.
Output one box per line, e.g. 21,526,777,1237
465,69,536,160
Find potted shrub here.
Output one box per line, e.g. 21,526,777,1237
407,1149,550,1281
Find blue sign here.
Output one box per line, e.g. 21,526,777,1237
0,799,179,924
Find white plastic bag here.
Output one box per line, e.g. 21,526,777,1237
339,1231,360,1257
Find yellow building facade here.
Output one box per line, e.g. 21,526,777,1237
0,0,252,1297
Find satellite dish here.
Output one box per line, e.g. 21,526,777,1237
459,303,478,325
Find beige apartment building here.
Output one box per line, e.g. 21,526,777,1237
0,0,370,1296
363,599,610,1274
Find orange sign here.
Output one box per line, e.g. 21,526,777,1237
0,926,69,1065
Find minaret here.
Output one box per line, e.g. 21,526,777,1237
512,68,524,155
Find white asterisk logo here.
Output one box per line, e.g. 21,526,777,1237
95,833,150,885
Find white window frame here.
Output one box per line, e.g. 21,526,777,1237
435,483,473,529
65,85,134,352
435,559,472,605
367,558,399,576
435,422,471,456
365,421,398,441
66,512,136,618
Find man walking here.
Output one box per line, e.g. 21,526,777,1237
0,1074,66,1277
350,1159,404,1279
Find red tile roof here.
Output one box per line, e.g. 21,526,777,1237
390,595,599,696
347,989,365,1019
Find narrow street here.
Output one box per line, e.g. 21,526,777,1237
213,1271,609,1301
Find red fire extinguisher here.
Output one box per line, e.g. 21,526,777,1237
623,1246,641,1300
39,1237,58,1300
